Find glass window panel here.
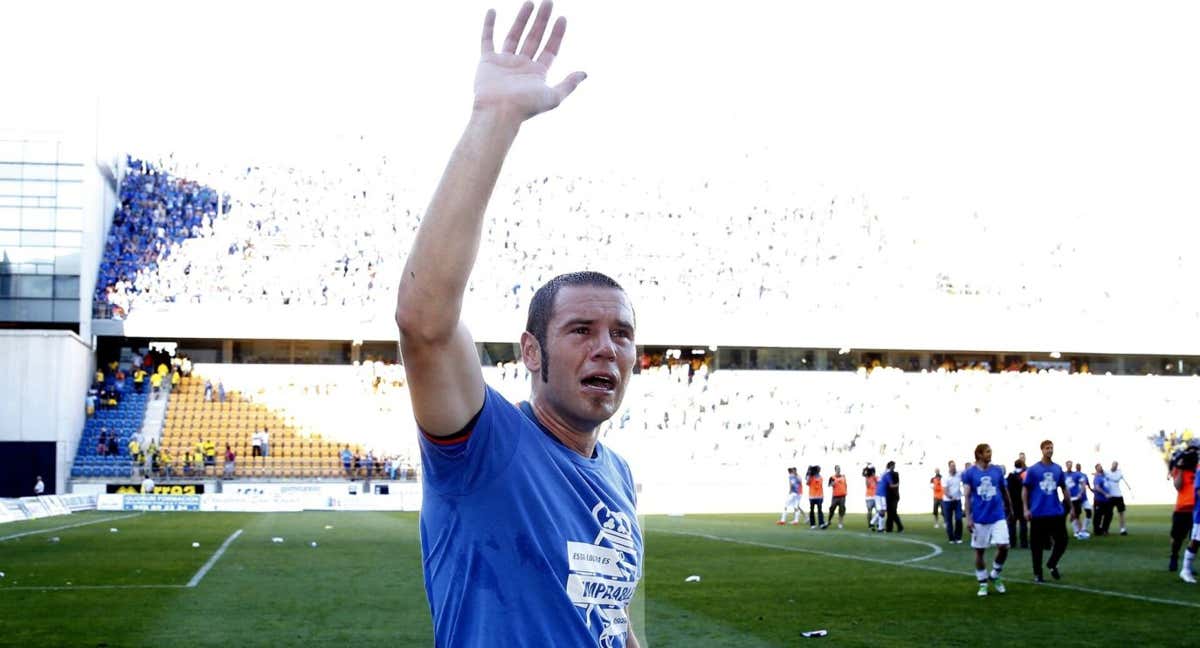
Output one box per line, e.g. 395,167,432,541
0,207,17,228
54,250,81,275
35,262,55,275
53,298,79,322
56,208,82,230
56,182,82,206
22,210,54,230
16,263,37,273
55,231,81,247
0,179,21,195
15,275,52,298
0,141,22,160
20,230,54,246
0,298,53,321
54,275,79,298
0,231,17,246
18,165,59,181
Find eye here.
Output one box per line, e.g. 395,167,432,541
572,326,589,335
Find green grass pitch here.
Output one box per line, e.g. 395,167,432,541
1,507,1195,646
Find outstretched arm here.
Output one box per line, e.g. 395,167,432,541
396,1,587,436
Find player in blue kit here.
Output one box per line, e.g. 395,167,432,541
395,3,642,646
778,467,803,525
1022,440,1076,583
963,443,1014,596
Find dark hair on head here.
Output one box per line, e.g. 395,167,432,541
974,443,990,461
525,271,627,382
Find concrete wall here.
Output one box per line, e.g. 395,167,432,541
0,330,93,494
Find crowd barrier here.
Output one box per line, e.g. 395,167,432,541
0,495,97,525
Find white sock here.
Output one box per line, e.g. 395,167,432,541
1184,549,1196,573
990,561,1003,578
780,512,788,522
975,569,988,582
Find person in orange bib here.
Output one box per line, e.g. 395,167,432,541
931,468,945,528
828,465,848,529
807,466,827,529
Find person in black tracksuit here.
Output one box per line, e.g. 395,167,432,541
1006,459,1029,549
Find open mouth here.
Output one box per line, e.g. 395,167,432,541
581,375,617,393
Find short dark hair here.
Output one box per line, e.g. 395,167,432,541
525,271,627,382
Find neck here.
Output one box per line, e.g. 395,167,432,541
1041,457,1053,465
977,461,990,470
530,396,598,458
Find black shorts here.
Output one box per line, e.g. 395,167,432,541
1173,511,1192,541
1110,496,1126,513
1071,500,1083,516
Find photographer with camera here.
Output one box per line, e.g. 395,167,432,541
1169,444,1198,572
807,465,827,529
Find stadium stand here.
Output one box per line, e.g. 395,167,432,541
70,375,145,479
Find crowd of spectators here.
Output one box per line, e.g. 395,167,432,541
94,156,230,318
93,152,1200,341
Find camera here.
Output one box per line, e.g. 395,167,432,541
1171,445,1199,472
862,463,876,478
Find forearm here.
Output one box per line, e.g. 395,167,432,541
396,109,522,341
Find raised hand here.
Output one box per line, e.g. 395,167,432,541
475,1,587,121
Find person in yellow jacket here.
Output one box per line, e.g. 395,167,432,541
128,438,141,464
133,368,147,393
150,372,164,399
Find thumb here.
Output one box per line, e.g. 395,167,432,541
552,71,587,105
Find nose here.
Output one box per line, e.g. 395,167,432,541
591,331,617,359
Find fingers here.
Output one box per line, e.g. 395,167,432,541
551,70,587,105
519,0,553,59
502,1,535,54
536,16,567,68
481,8,496,54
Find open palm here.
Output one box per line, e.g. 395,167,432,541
475,1,586,120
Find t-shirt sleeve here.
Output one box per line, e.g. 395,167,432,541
1023,468,1035,487
417,384,522,496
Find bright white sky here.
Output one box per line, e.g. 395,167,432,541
3,0,1199,228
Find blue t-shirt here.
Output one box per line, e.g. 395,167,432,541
1193,477,1200,524
788,474,802,495
1075,472,1089,502
1023,461,1066,517
963,464,1007,524
1092,473,1108,503
1066,471,1083,499
876,471,891,497
419,386,643,648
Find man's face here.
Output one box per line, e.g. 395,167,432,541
529,285,636,431
1095,463,1104,474
1111,461,1119,471
1065,460,1073,472
980,447,992,464
1042,443,1054,461
948,460,956,475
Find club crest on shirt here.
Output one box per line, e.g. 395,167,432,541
564,501,641,647
1040,471,1058,495
976,475,997,500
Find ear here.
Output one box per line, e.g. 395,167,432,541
520,331,542,376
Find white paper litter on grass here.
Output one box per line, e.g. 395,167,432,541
801,629,828,638
271,537,285,543
192,542,200,548
48,537,60,543
310,541,318,547
324,525,334,530
684,575,701,583
109,528,118,533
0,571,6,578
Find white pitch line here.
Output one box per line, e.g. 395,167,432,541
0,584,185,592
661,529,1200,609
0,513,144,542
186,529,243,588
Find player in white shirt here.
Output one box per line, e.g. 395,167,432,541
1107,461,1131,535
